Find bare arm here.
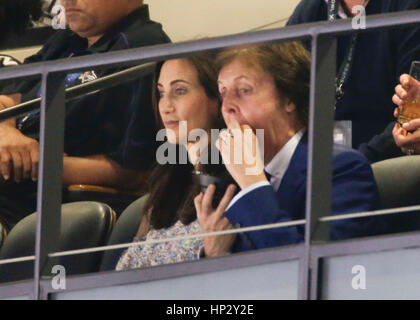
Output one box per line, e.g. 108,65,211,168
62,154,150,190
0,93,21,126
0,93,40,182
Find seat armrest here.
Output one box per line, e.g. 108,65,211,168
67,184,145,196
64,185,147,217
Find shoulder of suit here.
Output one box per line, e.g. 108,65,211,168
332,144,370,167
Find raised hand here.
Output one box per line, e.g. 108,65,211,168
194,184,237,257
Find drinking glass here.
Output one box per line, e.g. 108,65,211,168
398,61,420,124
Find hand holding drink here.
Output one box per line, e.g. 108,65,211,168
392,62,420,155
395,62,420,125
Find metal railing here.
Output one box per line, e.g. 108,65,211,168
1,9,420,300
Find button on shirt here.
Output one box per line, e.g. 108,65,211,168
226,129,305,211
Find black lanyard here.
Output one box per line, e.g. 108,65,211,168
328,0,369,102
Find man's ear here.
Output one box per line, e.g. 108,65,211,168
284,99,296,113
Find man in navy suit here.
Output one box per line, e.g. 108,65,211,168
194,43,386,257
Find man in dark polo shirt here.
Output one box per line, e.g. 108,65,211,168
287,0,420,163
0,0,170,230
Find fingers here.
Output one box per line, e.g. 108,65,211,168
400,74,410,88
196,184,237,228
400,74,420,90
20,149,32,181
402,119,420,132
0,149,11,181
392,122,401,137
393,107,400,118
226,117,241,131
395,84,408,100
10,150,23,182
202,184,216,213
30,148,39,181
215,184,237,217
194,192,204,216
392,94,403,108
393,124,408,147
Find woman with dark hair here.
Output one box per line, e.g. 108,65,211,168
116,55,236,270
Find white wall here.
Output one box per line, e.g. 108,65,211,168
145,0,300,42
2,0,301,60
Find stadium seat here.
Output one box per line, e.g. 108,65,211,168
0,221,7,250
99,195,148,271
372,155,420,233
64,184,147,217
0,201,116,283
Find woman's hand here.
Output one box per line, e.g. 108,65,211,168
216,118,266,190
194,184,237,258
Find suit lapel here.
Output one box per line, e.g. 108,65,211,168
277,132,308,193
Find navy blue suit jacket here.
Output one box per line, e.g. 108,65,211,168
225,134,386,253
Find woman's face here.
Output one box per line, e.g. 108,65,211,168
218,57,293,154
158,59,219,144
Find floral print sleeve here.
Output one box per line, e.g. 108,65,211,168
116,220,204,271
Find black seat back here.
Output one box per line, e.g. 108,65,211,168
99,195,148,271
372,155,420,233
0,222,6,250
0,201,115,283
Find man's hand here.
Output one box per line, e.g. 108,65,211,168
392,74,420,108
392,122,420,155
392,74,420,155
0,126,39,182
194,184,237,258
216,118,266,190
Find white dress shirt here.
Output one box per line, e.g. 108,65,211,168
226,129,305,211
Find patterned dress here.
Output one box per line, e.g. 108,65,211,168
116,220,204,271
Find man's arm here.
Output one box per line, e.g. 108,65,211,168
224,185,304,251
0,93,21,126
0,93,40,182
330,150,386,240
62,154,149,190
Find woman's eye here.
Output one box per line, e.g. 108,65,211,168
158,91,165,98
174,87,187,95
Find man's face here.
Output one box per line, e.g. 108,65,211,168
62,0,135,38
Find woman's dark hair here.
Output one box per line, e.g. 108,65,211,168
145,53,227,229
0,0,43,43
216,42,311,126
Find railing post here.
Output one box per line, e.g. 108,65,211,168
32,72,66,300
298,35,337,300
